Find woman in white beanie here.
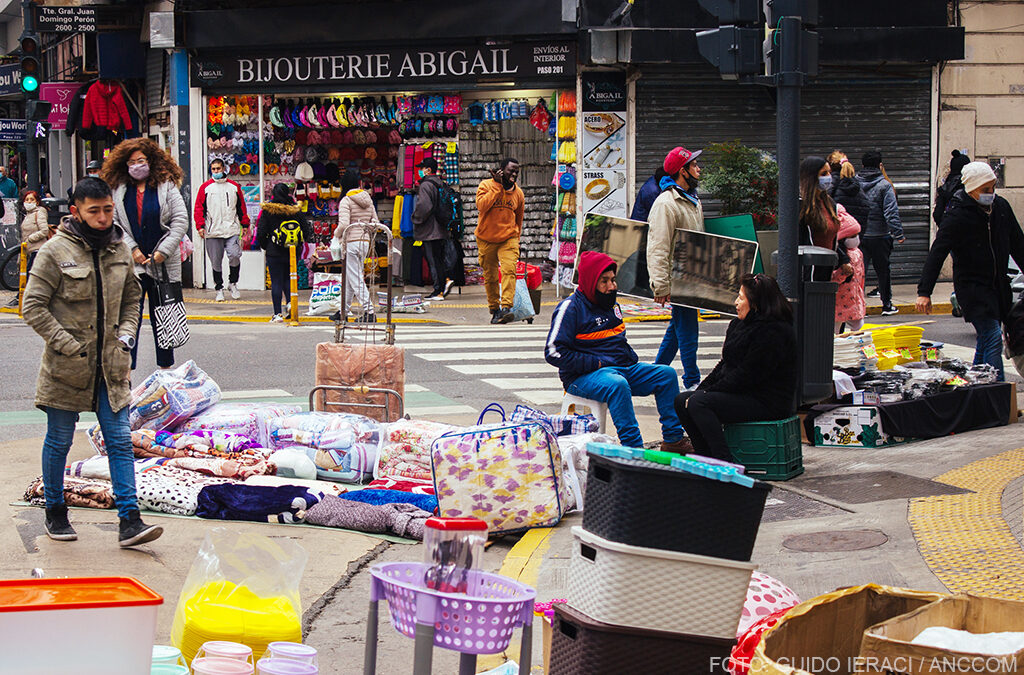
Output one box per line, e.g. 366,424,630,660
917,161,1024,380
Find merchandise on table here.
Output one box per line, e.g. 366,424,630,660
177,402,302,447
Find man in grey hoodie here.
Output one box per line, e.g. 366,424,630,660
856,151,905,315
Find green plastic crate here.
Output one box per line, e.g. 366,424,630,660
723,416,804,480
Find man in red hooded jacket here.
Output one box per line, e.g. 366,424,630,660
545,251,687,451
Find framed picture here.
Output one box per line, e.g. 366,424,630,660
669,229,759,315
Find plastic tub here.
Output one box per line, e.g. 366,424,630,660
196,641,254,663
582,453,771,561
549,602,732,674
567,527,755,639
152,644,186,666
265,642,318,665
422,517,488,593
0,576,162,675
191,657,255,675
256,658,318,675
151,666,189,675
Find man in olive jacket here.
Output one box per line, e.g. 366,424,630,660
22,177,163,547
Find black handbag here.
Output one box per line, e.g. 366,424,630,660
152,263,189,349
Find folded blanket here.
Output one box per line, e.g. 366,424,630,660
196,484,320,523
367,478,435,495
25,476,114,510
137,465,240,516
305,495,431,539
376,419,453,482
269,411,382,475
339,488,437,513
129,361,221,431
176,402,302,447
244,474,351,497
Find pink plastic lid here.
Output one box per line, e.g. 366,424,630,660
424,517,488,531
191,657,255,675
201,642,253,659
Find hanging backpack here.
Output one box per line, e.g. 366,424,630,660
271,219,303,247
433,180,461,237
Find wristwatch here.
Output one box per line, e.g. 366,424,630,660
118,335,135,351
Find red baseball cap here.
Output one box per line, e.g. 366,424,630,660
663,146,702,175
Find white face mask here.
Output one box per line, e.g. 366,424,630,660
976,192,996,207
24,201,37,212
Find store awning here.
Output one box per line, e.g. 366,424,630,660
182,0,576,50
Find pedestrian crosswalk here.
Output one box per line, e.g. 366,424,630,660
394,322,726,413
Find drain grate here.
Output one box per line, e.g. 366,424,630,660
761,490,846,523
783,529,889,552
788,470,971,504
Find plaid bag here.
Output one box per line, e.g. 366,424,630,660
510,404,598,437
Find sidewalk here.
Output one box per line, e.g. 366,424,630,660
4,279,953,324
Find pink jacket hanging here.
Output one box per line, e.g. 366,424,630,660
82,80,132,132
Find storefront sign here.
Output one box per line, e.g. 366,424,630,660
40,83,79,131
0,64,22,97
0,119,26,142
191,40,576,89
581,72,628,218
36,6,97,33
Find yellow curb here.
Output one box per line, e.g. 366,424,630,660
0,307,18,315
866,303,953,316
908,447,1024,600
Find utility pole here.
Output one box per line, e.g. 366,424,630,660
21,0,40,192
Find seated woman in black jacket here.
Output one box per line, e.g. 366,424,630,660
673,274,798,461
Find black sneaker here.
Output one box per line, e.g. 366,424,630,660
359,311,376,323
866,288,880,298
118,510,163,548
497,307,515,324
45,505,77,541
489,308,501,324
328,310,341,322
881,304,900,316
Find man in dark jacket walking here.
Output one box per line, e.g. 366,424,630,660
917,161,1024,381
545,251,686,451
411,158,453,301
856,151,904,314
933,149,971,226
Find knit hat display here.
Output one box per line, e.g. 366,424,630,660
960,161,997,193
295,161,315,182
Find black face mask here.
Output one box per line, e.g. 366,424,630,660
594,289,617,310
684,171,699,190
69,217,115,250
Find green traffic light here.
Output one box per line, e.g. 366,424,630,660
22,75,39,93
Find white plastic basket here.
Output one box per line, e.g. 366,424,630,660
567,527,755,638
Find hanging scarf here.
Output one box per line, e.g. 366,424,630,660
123,184,162,256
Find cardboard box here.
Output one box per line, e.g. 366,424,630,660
812,406,912,448
860,595,1024,674
750,584,945,675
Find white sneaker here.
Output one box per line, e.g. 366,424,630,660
425,293,445,301
215,289,224,302
270,314,284,323
285,302,291,315
228,283,240,300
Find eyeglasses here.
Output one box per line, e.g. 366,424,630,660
126,157,148,166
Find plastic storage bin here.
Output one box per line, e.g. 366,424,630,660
567,527,755,639
582,453,771,561
724,416,804,480
0,576,162,675
549,602,732,674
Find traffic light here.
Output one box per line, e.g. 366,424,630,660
761,1,819,77
19,32,40,95
696,0,763,80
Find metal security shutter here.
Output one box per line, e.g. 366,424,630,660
146,49,168,111
635,67,931,281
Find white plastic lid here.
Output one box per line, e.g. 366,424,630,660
152,645,183,663
256,658,318,675
202,641,253,659
267,642,317,658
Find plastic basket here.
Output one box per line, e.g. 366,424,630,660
567,527,754,638
549,602,732,674
724,416,804,481
582,453,771,561
369,562,535,655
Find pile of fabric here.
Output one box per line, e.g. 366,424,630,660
374,419,454,484
269,412,382,482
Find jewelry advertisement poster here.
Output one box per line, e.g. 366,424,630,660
581,72,628,218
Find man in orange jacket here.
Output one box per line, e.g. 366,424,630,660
475,158,524,324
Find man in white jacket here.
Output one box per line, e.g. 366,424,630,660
646,146,705,389
193,158,250,301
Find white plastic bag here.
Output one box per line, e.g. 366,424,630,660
307,272,343,316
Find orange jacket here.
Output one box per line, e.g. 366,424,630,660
474,179,524,243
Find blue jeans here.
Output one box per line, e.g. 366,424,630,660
655,305,700,387
971,318,1004,381
42,380,137,518
567,363,683,448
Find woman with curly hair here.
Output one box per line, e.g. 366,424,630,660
101,138,188,370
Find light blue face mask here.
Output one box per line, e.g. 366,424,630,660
212,171,226,180
976,192,996,207
818,174,832,190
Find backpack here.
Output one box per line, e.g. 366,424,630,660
271,219,303,247
433,180,461,236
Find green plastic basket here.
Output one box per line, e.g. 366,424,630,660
724,416,803,480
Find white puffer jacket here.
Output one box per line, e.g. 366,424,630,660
193,178,249,238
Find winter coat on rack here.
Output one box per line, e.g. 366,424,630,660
82,81,132,133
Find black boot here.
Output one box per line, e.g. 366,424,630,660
45,505,77,541
118,509,163,548
489,308,501,325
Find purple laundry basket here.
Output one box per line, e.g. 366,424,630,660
364,562,536,675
